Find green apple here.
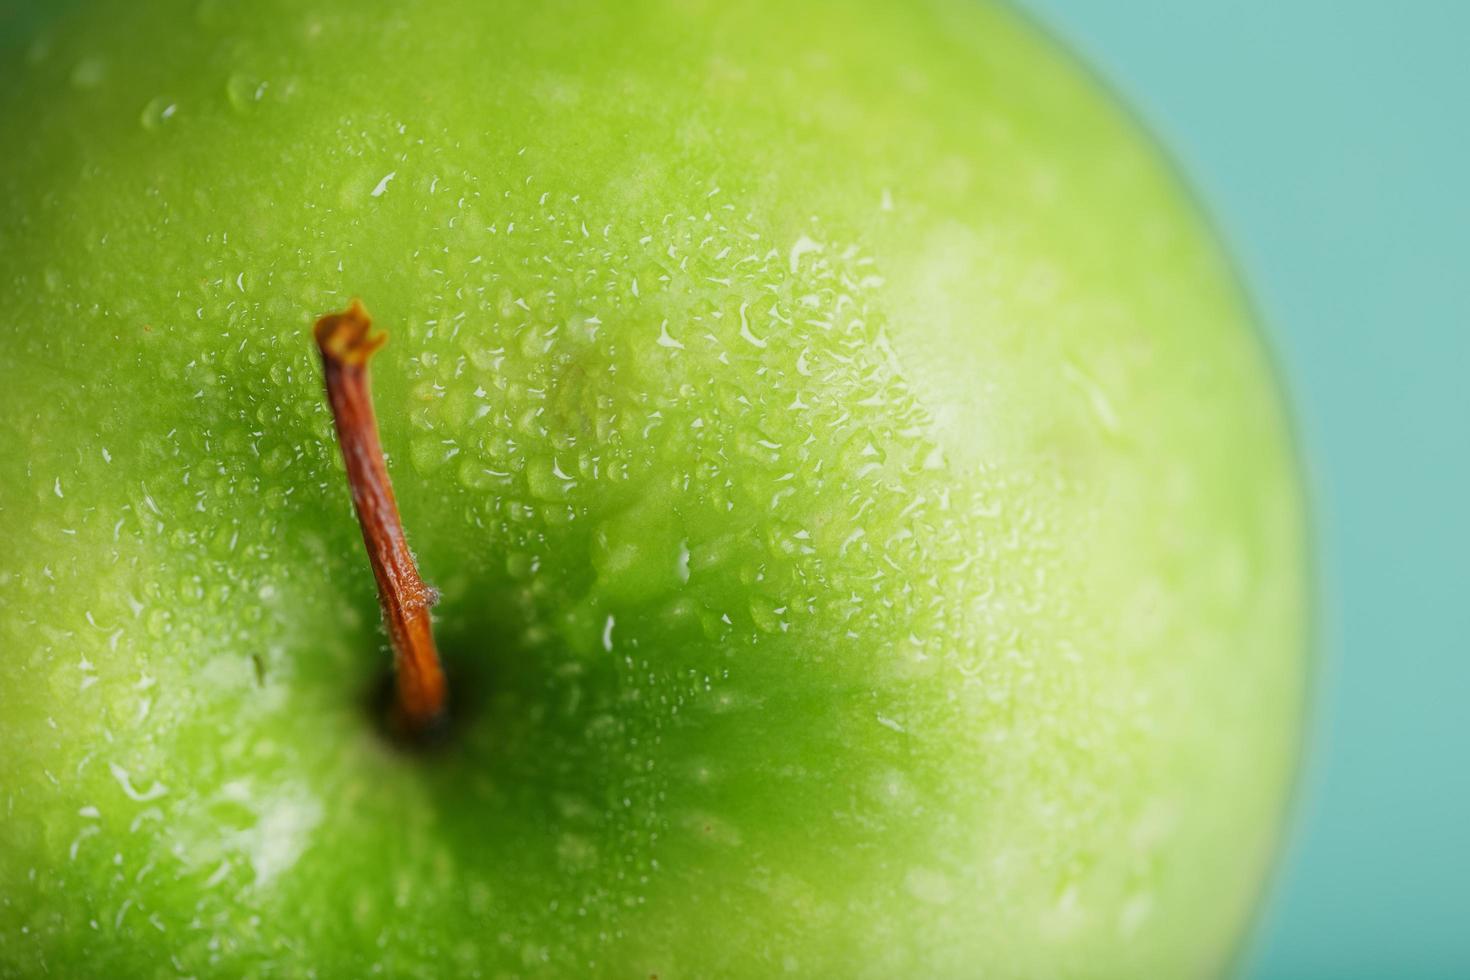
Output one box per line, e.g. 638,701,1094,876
0,0,1307,975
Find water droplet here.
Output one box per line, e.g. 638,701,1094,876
144,609,171,639
409,437,448,473
526,457,572,500
225,73,267,112
26,37,52,67
462,339,501,372
456,458,507,492
140,97,179,133
1063,358,1122,438
904,867,954,906
260,445,292,475
69,57,106,90
748,594,786,634
556,833,597,872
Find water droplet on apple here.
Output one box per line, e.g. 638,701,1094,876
225,73,268,113
456,458,508,492
461,338,502,372
1062,357,1123,439
747,595,786,634
144,609,171,639
139,97,178,133
525,457,573,501
69,57,105,90
260,445,292,476
24,36,51,67
409,437,448,474
904,867,954,906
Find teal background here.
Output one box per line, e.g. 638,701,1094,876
1016,2,1470,977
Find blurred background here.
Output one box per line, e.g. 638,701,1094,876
1015,2,1470,977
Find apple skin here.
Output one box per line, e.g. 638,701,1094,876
0,0,1307,976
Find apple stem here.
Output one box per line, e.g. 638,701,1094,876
314,300,447,733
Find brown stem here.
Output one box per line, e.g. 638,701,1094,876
314,300,447,732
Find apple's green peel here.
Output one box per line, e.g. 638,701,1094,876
313,299,448,736
0,0,1307,976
